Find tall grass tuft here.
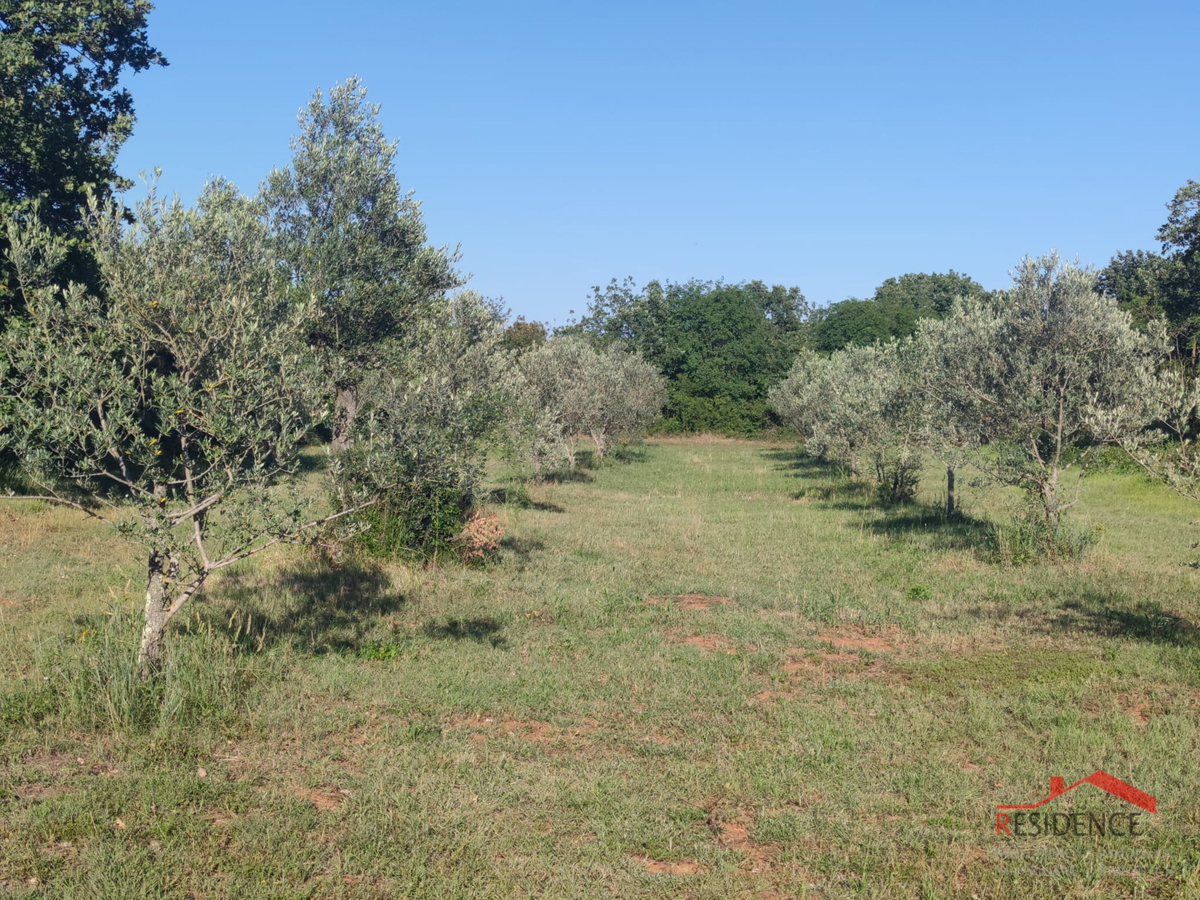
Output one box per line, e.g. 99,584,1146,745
985,500,1099,564
0,608,280,733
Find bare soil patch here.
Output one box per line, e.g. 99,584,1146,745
19,750,76,776
816,626,905,654
12,782,69,801
709,806,779,872
297,787,353,811
1121,699,1155,726
669,630,737,653
631,855,708,875
449,716,597,746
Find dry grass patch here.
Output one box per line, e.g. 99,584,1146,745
645,592,734,610
446,715,599,747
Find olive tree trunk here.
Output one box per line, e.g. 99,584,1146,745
332,383,359,452
138,549,174,672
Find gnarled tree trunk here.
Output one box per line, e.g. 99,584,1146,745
332,383,358,452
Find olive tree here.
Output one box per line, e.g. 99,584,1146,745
337,290,521,555
917,252,1168,527
518,337,664,470
518,337,595,470
578,344,665,461
1090,365,1200,505
0,183,373,668
261,77,461,450
769,342,923,503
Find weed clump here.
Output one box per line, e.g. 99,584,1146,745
986,501,1099,564
349,481,471,561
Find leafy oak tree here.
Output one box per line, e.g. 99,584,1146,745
262,77,461,450
810,271,986,352
0,184,375,668
0,0,166,315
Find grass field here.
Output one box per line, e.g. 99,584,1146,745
2,438,1200,899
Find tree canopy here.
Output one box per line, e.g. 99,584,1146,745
0,0,167,312
1102,180,1200,360
261,77,463,448
810,270,986,352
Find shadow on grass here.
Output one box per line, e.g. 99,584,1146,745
422,616,507,648
1048,595,1200,647
761,447,998,553
499,535,547,565
294,446,330,475
761,447,841,479
609,443,650,464
485,487,565,513
861,505,995,553
537,468,595,484
207,558,407,655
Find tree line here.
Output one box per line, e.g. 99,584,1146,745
770,251,1200,559
3,1,1199,660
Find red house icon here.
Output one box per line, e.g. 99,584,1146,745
997,771,1156,814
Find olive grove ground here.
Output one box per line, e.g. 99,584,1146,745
1,438,1198,899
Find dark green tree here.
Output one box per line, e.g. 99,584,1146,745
811,271,986,352
1102,181,1200,360
810,297,896,351
0,0,166,314
564,278,809,433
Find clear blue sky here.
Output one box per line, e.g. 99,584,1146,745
118,0,1199,326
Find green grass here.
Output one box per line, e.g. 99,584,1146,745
2,438,1200,898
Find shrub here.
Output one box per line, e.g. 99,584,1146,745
350,480,470,561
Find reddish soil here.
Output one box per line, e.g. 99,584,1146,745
631,855,708,875
782,651,861,677
709,807,780,872
1125,703,1153,726
816,628,902,653
297,787,353,811
670,631,737,653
